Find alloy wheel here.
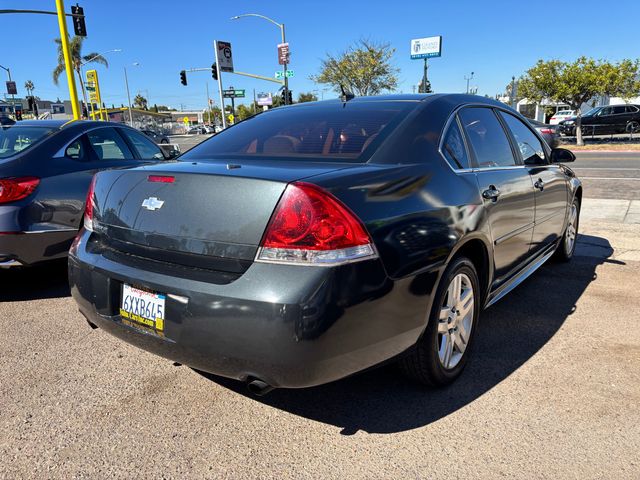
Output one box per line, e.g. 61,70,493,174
437,273,474,370
565,203,578,254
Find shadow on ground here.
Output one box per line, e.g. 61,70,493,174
200,233,619,434
0,259,70,302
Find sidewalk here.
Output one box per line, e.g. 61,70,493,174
581,198,640,224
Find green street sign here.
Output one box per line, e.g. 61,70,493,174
275,70,295,79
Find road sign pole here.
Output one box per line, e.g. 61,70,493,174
55,0,80,120
214,41,227,129
281,23,288,105
423,58,428,93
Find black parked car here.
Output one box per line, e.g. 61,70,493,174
559,104,640,136
0,120,176,267
69,95,581,393
141,129,170,144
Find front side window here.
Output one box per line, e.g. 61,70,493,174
87,128,133,160
181,103,414,163
459,108,516,168
499,111,546,165
441,118,470,169
120,129,164,160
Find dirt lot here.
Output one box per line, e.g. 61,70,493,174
1,217,639,479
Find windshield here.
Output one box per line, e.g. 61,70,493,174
181,102,415,163
583,107,602,117
0,126,57,159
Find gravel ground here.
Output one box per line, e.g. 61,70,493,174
1,221,639,479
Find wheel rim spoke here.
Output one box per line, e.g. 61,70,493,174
438,272,474,370
452,330,467,354
442,332,454,368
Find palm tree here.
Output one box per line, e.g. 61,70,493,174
133,94,148,110
52,36,108,117
24,80,35,97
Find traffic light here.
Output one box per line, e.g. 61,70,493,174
280,90,286,105
180,70,187,86
71,4,87,37
15,109,22,121
27,96,34,111
211,63,218,81
287,90,293,104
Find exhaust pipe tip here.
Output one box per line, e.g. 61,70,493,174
246,378,274,396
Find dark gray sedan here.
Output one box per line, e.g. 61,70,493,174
529,119,560,148
0,120,176,267
69,95,581,394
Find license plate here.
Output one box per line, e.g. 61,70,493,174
120,284,166,332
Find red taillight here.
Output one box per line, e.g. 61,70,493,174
0,177,40,204
148,175,175,183
84,175,97,231
540,128,554,134
257,182,376,265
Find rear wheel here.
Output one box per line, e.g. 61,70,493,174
400,257,480,387
160,139,169,144
554,198,580,262
626,121,640,133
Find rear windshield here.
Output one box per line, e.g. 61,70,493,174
0,126,57,158
181,102,415,162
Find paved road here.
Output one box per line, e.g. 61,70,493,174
1,220,639,478
572,151,640,200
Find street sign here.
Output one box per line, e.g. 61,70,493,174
257,92,272,106
227,114,234,124
277,42,290,65
6,81,17,95
216,41,234,73
410,36,442,59
222,89,245,98
275,70,294,79
183,116,189,125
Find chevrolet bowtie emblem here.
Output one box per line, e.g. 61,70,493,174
141,197,165,211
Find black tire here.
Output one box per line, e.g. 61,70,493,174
554,197,580,262
160,139,169,144
399,256,481,387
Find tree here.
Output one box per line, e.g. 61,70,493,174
235,104,255,121
418,77,432,93
518,57,640,145
311,39,399,96
298,92,318,103
24,80,35,97
52,36,108,118
133,94,148,110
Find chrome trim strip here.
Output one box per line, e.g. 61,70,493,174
494,222,535,246
485,247,556,308
0,229,78,234
254,244,378,267
534,209,564,226
0,259,23,268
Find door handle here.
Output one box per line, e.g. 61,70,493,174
534,178,544,191
482,185,501,202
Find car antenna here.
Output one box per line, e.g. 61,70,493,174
340,84,355,102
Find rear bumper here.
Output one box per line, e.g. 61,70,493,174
0,230,77,266
69,231,436,388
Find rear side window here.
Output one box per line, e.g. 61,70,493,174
499,112,546,164
0,126,57,159
441,118,469,169
181,103,414,162
120,129,164,160
87,128,133,160
459,108,516,168
613,106,627,114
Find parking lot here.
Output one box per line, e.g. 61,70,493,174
1,149,639,478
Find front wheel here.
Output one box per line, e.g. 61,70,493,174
554,198,580,262
399,256,481,387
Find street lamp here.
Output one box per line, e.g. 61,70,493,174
464,72,475,94
123,62,140,127
0,64,15,115
230,13,290,105
79,48,121,120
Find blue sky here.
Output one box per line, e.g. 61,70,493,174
2,0,640,110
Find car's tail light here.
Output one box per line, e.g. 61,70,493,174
0,177,40,204
539,128,554,134
256,182,377,266
84,175,97,232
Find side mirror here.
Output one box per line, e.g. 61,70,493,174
550,148,575,163
159,143,181,160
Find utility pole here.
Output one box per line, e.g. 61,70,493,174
465,72,475,94
281,23,289,105
422,58,428,93
510,76,517,109
206,82,212,123
123,66,133,126
55,0,80,120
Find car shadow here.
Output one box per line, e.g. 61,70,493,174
198,233,617,434
0,259,70,302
